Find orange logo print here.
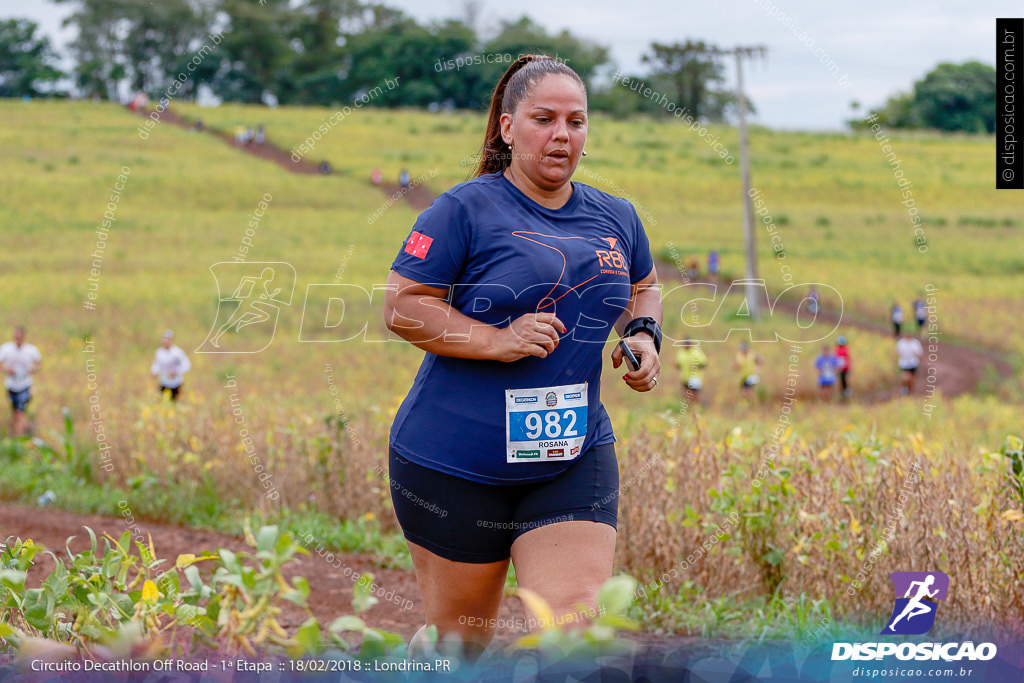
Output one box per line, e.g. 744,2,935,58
594,237,626,271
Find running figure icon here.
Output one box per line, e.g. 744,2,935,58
887,574,939,632
209,267,283,348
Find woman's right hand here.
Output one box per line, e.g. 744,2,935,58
488,312,566,362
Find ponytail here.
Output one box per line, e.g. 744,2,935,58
475,55,586,177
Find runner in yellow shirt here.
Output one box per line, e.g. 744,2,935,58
675,338,708,405
734,341,762,399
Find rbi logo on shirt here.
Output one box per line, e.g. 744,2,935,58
545,391,557,407
594,237,628,275
197,262,296,353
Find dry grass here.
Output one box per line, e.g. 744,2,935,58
615,425,1024,633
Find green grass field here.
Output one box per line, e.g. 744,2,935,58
1,99,1022,637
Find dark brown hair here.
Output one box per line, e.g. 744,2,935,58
475,54,586,177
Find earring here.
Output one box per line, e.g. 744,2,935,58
582,150,588,156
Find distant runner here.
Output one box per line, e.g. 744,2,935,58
913,293,927,333
150,329,191,401
807,285,820,315
891,302,904,337
735,341,762,399
706,250,720,283
814,344,839,401
835,336,851,398
675,338,708,406
896,330,924,395
0,326,41,437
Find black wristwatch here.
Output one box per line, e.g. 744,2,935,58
622,317,662,354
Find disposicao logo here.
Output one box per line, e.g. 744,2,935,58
882,571,948,635
832,571,997,662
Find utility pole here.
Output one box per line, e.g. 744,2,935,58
708,45,768,320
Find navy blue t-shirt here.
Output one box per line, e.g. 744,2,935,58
389,172,654,484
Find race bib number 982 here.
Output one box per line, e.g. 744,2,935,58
506,383,588,463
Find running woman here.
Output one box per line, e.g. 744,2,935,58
150,329,191,401
384,55,661,654
835,335,851,398
895,329,924,395
0,326,41,437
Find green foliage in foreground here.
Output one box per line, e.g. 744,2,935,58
0,524,402,659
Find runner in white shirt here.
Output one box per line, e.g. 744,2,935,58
0,326,42,437
150,329,191,401
895,330,924,395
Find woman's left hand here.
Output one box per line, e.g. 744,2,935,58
611,334,661,392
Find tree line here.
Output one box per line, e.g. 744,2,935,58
0,0,998,133
1,0,741,121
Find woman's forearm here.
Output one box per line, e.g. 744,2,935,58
387,289,500,359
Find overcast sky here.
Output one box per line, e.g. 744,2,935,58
1,0,1011,130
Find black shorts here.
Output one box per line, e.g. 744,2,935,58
388,443,619,564
160,385,181,399
8,389,31,412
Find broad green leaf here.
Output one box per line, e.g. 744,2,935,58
352,574,378,614
256,526,278,554
0,570,27,592
597,575,636,616
295,617,321,656
329,615,365,633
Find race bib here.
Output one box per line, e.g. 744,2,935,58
506,383,588,463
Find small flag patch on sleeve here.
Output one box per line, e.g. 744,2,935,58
403,231,434,260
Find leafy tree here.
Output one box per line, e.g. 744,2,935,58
913,61,995,133
339,16,475,107
0,19,63,97
855,61,996,133
480,16,609,92
279,0,362,105
55,0,217,100
639,40,736,121
121,0,214,98
212,0,295,103
53,0,128,99
851,91,918,130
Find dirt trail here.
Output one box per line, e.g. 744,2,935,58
654,263,1015,403
131,106,436,210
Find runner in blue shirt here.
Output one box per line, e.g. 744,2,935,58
814,344,840,401
891,302,903,337
384,55,661,655
913,293,927,332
